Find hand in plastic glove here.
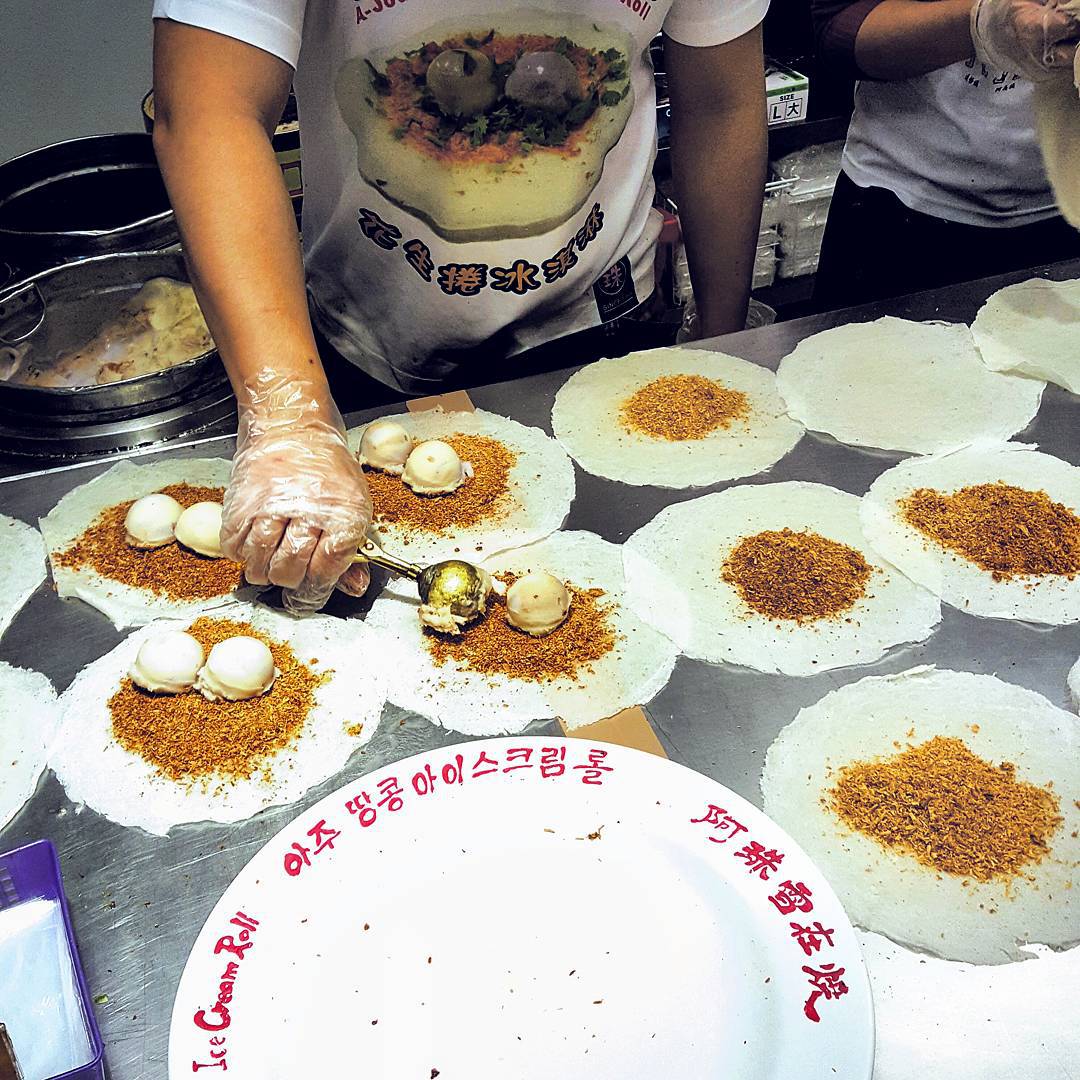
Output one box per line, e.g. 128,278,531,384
221,369,372,614
971,0,1080,81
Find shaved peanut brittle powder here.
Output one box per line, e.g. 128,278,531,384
901,482,1080,581
829,735,1062,882
365,434,516,533
109,616,325,784
722,528,874,623
425,577,615,682
619,374,750,441
55,483,243,600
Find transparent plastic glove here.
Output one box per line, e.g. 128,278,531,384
222,369,372,614
971,0,1080,81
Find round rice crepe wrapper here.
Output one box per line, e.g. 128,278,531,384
49,603,386,835
0,514,46,641
775,317,1044,454
0,662,59,830
550,347,803,488
862,930,1080,1080
1067,654,1080,711
972,277,1080,394
861,442,1080,623
347,409,574,564
364,530,678,734
622,481,940,676
761,666,1080,964
39,458,254,629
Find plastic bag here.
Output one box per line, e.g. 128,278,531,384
0,898,94,1080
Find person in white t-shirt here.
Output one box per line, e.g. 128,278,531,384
811,0,1080,309
151,0,770,612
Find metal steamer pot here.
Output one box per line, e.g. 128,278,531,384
0,133,177,273
0,252,234,461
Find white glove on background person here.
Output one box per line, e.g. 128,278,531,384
971,0,1080,80
221,369,371,614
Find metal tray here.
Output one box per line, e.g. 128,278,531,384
0,257,1077,1079
0,251,225,418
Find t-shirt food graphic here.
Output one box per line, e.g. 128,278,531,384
150,0,770,381
336,12,635,242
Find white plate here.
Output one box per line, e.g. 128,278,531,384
169,739,873,1079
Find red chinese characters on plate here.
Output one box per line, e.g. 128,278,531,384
733,841,785,881
801,963,849,1023
690,804,749,845
768,879,814,916
789,921,836,956
691,807,850,1025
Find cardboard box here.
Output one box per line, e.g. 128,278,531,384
766,60,809,127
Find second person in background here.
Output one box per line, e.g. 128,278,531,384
811,0,1080,309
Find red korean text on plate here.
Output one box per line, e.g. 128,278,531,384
283,819,342,877
281,744,617,880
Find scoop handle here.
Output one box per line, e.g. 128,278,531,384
352,536,422,581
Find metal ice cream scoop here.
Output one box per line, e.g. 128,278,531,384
353,537,491,621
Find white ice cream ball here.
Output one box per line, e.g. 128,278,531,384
359,419,413,474
129,630,204,694
402,440,473,494
195,635,277,702
174,501,224,558
506,571,572,637
124,493,183,549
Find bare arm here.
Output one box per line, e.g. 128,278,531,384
153,20,371,610
855,0,974,79
665,26,768,338
818,0,1076,83
153,20,325,404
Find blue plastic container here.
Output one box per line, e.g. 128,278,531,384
0,839,105,1080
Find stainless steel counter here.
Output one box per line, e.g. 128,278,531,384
2,258,1078,1078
